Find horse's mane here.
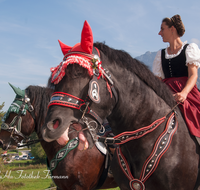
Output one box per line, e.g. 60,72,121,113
26,85,53,132
94,42,176,108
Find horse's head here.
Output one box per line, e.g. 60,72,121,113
0,83,36,150
42,21,118,143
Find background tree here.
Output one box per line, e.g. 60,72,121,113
0,102,6,126
29,131,47,163
31,142,46,164
0,102,6,176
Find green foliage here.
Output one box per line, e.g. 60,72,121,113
22,131,46,164
31,143,46,164
0,102,6,126
0,149,6,173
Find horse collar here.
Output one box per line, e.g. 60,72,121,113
116,112,178,189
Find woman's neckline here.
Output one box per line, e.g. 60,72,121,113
165,41,187,59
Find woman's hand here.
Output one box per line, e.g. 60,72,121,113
173,92,188,103
174,63,198,103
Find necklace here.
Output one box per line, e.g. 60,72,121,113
169,43,182,55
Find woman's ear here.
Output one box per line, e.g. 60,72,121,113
171,26,177,35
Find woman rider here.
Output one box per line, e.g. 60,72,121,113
153,14,200,138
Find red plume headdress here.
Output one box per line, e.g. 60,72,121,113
51,21,101,84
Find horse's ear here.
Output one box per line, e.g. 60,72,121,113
58,40,72,55
81,20,93,54
8,83,25,97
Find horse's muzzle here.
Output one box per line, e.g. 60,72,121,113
42,116,78,142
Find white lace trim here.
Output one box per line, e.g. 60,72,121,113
185,43,200,68
165,41,187,59
186,61,200,68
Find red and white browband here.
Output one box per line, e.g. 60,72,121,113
51,49,102,85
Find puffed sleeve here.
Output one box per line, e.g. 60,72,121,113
186,43,200,68
152,50,165,79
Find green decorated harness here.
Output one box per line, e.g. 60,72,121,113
1,83,36,146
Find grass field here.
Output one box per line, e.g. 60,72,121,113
0,166,54,190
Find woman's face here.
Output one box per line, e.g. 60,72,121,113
158,22,172,42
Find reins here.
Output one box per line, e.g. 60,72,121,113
164,101,181,117
17,138,43,147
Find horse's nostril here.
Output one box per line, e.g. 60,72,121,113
53,119,60,129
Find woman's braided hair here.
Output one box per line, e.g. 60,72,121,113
162,14,185,37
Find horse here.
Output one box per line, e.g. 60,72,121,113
0,84,118,190
42,20,200,190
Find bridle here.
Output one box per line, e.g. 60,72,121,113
48,48,118,143
1,91,41,148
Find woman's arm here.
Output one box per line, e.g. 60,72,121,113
174,64,198,102
152,50,165,79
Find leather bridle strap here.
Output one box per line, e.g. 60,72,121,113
48,92,103,125
48,92,85,110
15,96,36,125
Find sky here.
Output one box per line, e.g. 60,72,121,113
1,0,200,112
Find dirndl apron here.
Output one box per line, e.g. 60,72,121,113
163,76,200,137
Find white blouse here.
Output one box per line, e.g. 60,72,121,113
152,41,200,79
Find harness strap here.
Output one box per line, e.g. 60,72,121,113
1,116,26,140
116,112,178,189
48,137,79,172
98,117,166,145
63,51,98,60
95,152,110,189
14,95,36,125
26,100,36,121
10,99,26,135
2,116,22,132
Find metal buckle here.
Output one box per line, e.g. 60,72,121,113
28,104,34,112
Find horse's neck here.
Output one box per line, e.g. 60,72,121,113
110,69,171,132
